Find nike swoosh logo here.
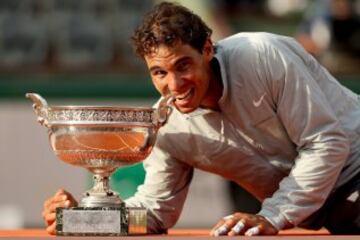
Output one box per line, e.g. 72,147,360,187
253,93,266,107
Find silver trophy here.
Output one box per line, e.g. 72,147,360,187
26,93,173,236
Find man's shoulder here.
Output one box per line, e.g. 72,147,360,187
219,32,268,44
218,32,294,50
216,32,300,66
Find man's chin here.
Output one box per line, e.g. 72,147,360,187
174,104,197,114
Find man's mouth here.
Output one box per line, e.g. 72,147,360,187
175,88,193,101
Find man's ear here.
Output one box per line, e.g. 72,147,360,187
203,38,214,60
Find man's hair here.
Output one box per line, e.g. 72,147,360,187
131,1,212,58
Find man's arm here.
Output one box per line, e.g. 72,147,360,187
257,36,350,230
211,35,350,236
125,126,194,233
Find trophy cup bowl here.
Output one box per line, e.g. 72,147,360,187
26,93,173,235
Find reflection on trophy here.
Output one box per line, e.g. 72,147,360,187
26,93,173,236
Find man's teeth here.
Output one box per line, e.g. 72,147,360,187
176,89,192,100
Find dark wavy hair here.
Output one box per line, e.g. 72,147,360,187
131,2,213,58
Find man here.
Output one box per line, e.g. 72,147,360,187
42,2,360,236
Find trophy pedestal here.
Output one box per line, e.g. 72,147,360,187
56,203,147,236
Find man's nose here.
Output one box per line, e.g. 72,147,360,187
167,73,185,92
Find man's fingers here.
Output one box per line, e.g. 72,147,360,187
245,226,261,236
42,189,77,232
43,212,56,224
222,214,234,221
213,223,229,236
43,190,69,210
48,200,71,213
43,200,70,227
210,217,239,236
55,189,65,196
44,198,70,216
210,219,225,236
59,189,78,205
46,222,57,235
228,220,246,236
211,212,278,236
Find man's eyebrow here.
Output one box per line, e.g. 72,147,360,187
149,66,162,72
149,56,191,72
175,56,191,65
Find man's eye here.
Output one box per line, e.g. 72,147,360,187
177,62,190,71
153,70,166,77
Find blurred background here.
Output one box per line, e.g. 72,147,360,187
0,0,359,229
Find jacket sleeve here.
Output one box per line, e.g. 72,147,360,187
256,37,350,229
125,126,194,233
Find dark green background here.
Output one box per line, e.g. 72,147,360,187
1,74,359,99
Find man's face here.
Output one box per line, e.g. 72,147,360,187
144,41,213,113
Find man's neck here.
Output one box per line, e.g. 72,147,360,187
200,58,223,111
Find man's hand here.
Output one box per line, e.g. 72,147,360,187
42,189,78,235
210,212,278,236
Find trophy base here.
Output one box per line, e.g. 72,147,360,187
55,203,147,236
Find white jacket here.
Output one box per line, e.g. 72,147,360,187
126,32,360,232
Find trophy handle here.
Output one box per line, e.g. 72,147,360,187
153,95,174,127
25,93,50,127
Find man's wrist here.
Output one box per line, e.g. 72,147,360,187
257,209,291,230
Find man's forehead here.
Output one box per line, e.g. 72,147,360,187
145,43,197,60
146,45,175,59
